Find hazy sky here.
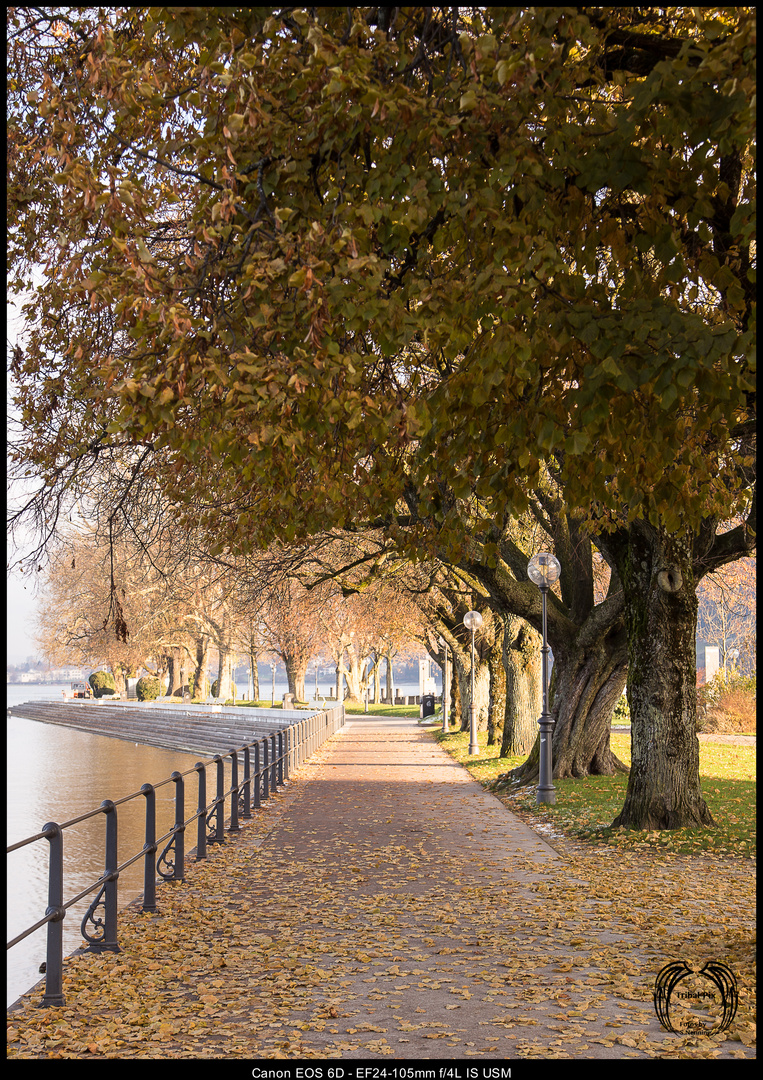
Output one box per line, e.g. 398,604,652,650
6,573,40,664
7,288,37,663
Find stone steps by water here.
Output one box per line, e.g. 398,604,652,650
6,701,320,758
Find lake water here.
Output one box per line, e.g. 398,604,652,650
6,678,438,1006
6,703,208,1007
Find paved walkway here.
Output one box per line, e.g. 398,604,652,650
7,716,755,1060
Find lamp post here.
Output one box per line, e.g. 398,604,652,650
527,552,562,805
463,610,483,755
270,662,276,707
439,636,450,734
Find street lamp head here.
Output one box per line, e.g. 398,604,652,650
527,552,562,587
463,610,483,632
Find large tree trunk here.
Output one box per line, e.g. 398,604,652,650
344,645,365,703
498,620,629,788
216,644,234,700
178,651,189,697
283,653,308,700
109,661,127,697
611,524,713,829
500,614,542,757
449,658,461,728
372,655,381,704
247,648,260,701
165,647,183,696
193,636,209,699
453,647,490,733
385,650,395,703
486,626,506,746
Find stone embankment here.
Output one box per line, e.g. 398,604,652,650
6,701,326,757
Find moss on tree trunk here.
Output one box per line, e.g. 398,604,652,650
487,624,506,746
498,622,628,787
500,614,542,757
611,525,713,830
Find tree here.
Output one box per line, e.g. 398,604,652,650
697,553,756,675
292,533,432,704
8,8,755,828
34,529,156,693
447,497,631,778
261,577,325,701
366,582,429,705
235,616,265,701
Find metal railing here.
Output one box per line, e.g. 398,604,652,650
7,705,344,1007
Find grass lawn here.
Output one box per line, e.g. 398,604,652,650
343,702,427,717
233,700,426,718
433,726,756,860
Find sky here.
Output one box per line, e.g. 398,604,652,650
7,289,43,665
6,572,40,664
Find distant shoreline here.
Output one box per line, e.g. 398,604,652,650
7,680,85,686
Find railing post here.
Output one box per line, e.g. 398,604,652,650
277,731,284,787
212,756,225,843
242,746,252,818
262,738,270,800
283,726,291,781
83,801,120,953
270,733,277,791
140,784,157,912
195,763,207,860
104,800,120,949
41,822,65,1007
229,751,240,832
253,742,261,809
171,773,185,880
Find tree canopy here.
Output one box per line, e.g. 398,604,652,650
8,6,755,563
7,7,756,831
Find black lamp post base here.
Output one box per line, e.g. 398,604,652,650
536,712,555,805
468,705,479,755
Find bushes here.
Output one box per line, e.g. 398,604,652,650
612,695,631,725
89,670,116,698
611,676,756,734
697,672,756,734
136,675,161,702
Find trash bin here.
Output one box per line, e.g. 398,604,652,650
422,694,435,718
282,692,295,709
